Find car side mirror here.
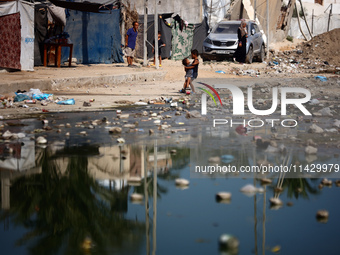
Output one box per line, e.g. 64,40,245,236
251,29,255,35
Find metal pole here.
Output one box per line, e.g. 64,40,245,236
266,0,269,59
327,4,332,32
209,0,213,27
298,0,313,39
152,140,158,255
295,2,308,40
312,9,314,35
154,0,159,69
254,0,257,20
143,146,150,255
143,0,148,66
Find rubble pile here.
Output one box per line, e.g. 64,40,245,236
265,29,340,75
298,28,340,67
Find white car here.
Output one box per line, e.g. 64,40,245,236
202,20,265,63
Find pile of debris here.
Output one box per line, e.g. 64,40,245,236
266,28,340,75
0,88,76,111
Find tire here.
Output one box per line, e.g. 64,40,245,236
258,44,265,62
246,45,253,64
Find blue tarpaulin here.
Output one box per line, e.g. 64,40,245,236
62,9,123,64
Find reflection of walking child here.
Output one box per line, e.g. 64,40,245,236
179,49,199,94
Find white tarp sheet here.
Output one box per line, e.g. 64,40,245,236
289,13,340,40
203,0,231,28
47,4,66,26
0,0,34,71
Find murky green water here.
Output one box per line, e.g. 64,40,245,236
1,109,340,255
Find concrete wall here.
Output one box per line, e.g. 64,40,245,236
127,0,203,24
298,0,340,15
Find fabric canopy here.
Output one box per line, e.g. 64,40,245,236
48,0,119,13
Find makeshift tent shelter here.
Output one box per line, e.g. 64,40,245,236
0,0,35,70
34,2,66,66
48,0,120,13
48,0,123,64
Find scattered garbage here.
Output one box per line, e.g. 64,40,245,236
25,100,36,104
33,93,53,100
215,70,225,74
57,98,75,105
309,99,320,105
314,75,327,82
134,102,148,106
14,94,31,102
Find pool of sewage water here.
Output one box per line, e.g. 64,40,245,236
1,107,340,255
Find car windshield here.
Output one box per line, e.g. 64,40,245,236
212,23,240,34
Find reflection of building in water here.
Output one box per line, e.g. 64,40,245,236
87,144,172,179
0,141,172,209
1,138,36,210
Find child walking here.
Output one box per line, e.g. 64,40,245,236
179,49,199,94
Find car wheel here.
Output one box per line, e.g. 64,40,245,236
246,45,253,64
258,44,265,62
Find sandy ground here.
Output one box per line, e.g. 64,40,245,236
0,39,339,119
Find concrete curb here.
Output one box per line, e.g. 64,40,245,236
0,71,167,94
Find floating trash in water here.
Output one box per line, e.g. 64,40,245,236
36,136,47,144
219,234,239,253
216,192,232,202
271,245,281,253
269,197,283,206
117,138,125,143
316,210,329,223
221,155,234,164
260,178,272,185
175,178,189,187
130,193,144,202
240,184,264,194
